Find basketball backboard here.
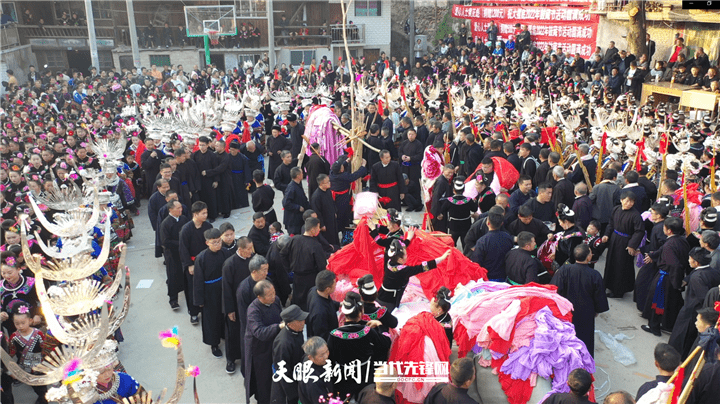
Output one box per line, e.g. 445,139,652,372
184,5,237,37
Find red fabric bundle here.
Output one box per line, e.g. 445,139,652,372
327,219,386,283
223,134,240,152
135,140,146,167
389,312,451,392
465,157,519,193
541,126,558,146
327,222,487,299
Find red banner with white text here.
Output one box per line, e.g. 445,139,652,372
471,0,591,4
451,5,599,59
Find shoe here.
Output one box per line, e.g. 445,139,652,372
190,315,199,325
170,301,180,310
211,346,222,358
223,213,230,219
606,291,623,298
209,218,216,223
641,325,661,336
226,361,236,374
414,206,424,212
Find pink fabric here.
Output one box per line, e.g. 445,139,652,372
396,336,442,403
303,106,344,164
477,299,521,345
450,284,574,343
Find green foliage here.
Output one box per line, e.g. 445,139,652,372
435,10,453,43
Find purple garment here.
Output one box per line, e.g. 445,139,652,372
499,307,595,403
303,106,344,165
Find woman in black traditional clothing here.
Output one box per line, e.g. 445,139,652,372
328,292,392,399
430,286,453,349
357,274,398,338
552,204,585,267
376,235,450,311
369,208,406,248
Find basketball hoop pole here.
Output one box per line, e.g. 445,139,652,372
204,35,211,65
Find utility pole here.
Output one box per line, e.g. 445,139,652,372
84,0,99,70
409,0,415,65
267,0,276,69
126,0,141,69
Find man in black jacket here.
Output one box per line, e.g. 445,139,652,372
282,167,310,235
270,305,307,404
505,232,544,285
273,151,293,193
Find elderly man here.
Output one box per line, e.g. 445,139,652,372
244,280,283,404
221,237,254,374
298,337,332,403
270,305,308,404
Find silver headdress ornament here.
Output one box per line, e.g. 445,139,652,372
2,133,199,404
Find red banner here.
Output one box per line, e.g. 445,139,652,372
471,0,591,4
452,5,599,59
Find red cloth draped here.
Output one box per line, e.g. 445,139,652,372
389,312,451,392
327,220,488,299
465,156,519,192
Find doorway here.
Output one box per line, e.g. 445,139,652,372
67,50,92,74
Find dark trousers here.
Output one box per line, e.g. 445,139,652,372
184,267,201,316
450,231,465,250
402,193,422,210
225,315,243,365
165,254,184,303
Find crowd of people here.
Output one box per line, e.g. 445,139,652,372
2,22,720,404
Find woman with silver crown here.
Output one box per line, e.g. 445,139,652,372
91,340,144,404
327,291,391,400
102,166,134,242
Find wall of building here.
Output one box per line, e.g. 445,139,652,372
111,48,201,70
343,0,392,55
0,45,37,87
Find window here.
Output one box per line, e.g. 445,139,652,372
45,51,65,68
235,0,266,18
290,50,315,66
149,55,171,67
1,3,17,23
355,1,381,17
99,51,114,70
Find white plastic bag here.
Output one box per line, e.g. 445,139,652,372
595,330,637,366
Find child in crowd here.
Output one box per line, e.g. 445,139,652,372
583,220,605,268
269,222,284,243
8,304,49,404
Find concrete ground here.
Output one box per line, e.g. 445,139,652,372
14,185,664,404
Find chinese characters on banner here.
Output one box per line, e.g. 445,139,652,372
451,5,599,59
470,0,591,4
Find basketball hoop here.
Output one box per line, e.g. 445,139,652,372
208,31,220,46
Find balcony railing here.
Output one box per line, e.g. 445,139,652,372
274,25,331,48
331,23,364,44
0,24,21,49
17,24,115,39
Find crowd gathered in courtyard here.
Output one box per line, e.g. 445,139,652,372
2,19,720,404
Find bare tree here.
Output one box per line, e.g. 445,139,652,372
626,0,647,58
